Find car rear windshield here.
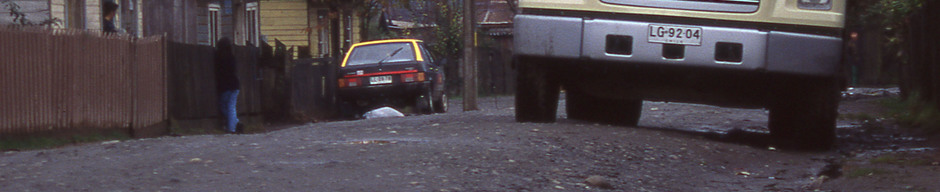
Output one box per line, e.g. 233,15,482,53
346,42,416,66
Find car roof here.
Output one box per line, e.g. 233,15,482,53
341,39,426,67
350,39,423,47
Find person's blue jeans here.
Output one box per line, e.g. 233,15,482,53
219,90,240,132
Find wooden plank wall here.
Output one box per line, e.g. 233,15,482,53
0,28,167,135
260,0,308,57
166,42,262,119
143,0,199,44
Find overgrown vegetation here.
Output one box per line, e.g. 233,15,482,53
845,167,893,178
880,95,940,134
849,0,939,133
870,153,933,166
848,0,925,70
838,113,877,122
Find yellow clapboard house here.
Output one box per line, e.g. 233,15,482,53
259,0,363,59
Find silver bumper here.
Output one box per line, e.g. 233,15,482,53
513,14,843,76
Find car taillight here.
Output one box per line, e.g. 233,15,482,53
339,77,360,88
402,73,426,83
402,73,416,82
348,78,360,87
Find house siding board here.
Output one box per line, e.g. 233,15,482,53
234,5,245,45
84,0,100,30
197,2,209,45
259,0,308,57
185,0,199,43
143,1,172,40
51,0,65,23
352,12,361,44
220,0,233,40
143,0,200,44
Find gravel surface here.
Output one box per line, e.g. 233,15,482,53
1,93,937,191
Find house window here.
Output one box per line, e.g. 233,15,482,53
209,3,221,46
245,2,259,46
317,9,329,57
343,12,352,53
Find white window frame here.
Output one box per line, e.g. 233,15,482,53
317,9,330,57
209,3,222,46
343,12,353,52
245,2,260,46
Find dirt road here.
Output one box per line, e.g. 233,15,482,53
1,93,937,191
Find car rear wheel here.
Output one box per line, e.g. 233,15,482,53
434,93,447,113
515,57,560,123
416,89,434,114
768,76,839,150
566,89,642,127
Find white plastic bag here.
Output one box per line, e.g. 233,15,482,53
363,107,405,119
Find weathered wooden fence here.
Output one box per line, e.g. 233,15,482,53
289,58,335,121
0,27,166,136
166,42,261,120
259,39,338,122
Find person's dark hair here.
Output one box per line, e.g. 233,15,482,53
216,37,234,56
103,1,119,16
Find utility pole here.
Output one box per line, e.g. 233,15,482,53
462,0,479,111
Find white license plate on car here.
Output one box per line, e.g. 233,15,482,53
648,24,703,46
370,75,393,85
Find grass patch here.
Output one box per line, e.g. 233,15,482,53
880,96,940,134
846,167,893,178
839,113,877,121
0,131,130,151
870,154,899,164
870,153,934,166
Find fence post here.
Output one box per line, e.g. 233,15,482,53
130,35,139,135
162,35,169,125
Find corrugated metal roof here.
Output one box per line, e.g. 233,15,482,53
476,0,514,25
385,0,515,29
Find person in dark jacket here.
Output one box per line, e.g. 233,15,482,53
102,1,119,33
215,37,242,133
